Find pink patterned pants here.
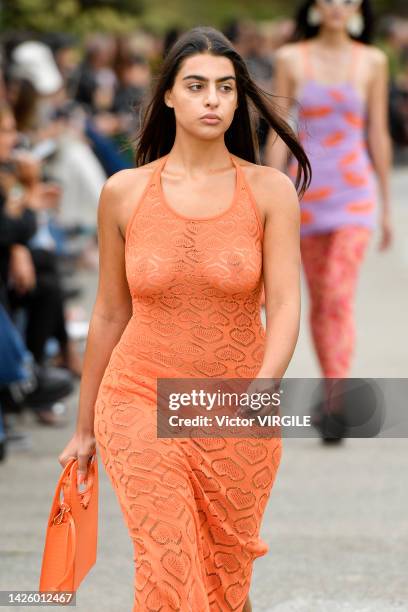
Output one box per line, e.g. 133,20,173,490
299,226,372,377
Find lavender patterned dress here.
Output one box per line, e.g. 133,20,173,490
290,41,378,237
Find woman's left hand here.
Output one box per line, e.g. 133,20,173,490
236,371,281,419
378,209,393,251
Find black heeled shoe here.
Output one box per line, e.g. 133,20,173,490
311,400,348,444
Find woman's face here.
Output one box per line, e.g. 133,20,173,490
0,112,18,161
165,53,238,142
314,0,363,33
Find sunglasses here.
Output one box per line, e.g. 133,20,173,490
318,0,362,6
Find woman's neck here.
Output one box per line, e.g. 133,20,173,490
167,133,232,175
315,28,352,49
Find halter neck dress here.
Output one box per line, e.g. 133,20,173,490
290,40,378,236
94,152,282,611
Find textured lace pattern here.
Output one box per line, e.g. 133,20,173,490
94,154,282,611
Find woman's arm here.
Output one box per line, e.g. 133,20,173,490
58,169,150,482
366,48,393,250
257,168,301,379
75,176,133,434
264,47,296,171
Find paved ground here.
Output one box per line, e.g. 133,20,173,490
1,168,407,611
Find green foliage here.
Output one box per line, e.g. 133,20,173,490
0,0,406,36
74,8,140,35
1,0,78,32
0,0,142,34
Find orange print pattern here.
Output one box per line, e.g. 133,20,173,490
329,90,346,103
300,227,372,377
300,209,315,225
302,187,334,202
344,112,364,128
346,201,375,213
339,150,360,167
343,171,368,187
323,131,346,147
300,106,333,119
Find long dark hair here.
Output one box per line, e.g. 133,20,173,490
293,0,374,44
135,26,311,197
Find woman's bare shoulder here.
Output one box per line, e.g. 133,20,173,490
274,43,304,83
98,158,162,239
355,44,388,89
364,44,388,69
102,158,160,199
232,156,299,226
241,161,298,200
275,42,303,63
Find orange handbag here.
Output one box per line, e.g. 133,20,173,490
39,452,98,592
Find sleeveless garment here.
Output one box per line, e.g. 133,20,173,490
94,152,282,611
289,41,378,236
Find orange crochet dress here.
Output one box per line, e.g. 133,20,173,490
94,153,282,611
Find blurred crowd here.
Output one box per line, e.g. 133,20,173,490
379,16,408,153
1,15,408,461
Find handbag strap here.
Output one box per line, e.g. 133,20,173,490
49,458,75,519
49,509,77,591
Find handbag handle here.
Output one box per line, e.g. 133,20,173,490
51,457,76,513
73,454,97,509
49,509,77,591
59,452,96,508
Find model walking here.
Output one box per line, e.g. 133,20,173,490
265,0,392,440
59,26,310,610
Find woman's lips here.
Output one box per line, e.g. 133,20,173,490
200,116,221,124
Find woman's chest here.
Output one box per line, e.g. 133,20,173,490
125,214,263,296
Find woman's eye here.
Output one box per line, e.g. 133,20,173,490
188,84,233,92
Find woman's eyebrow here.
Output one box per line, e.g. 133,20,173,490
182,75,236,82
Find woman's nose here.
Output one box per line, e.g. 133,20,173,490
205,85,219,106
